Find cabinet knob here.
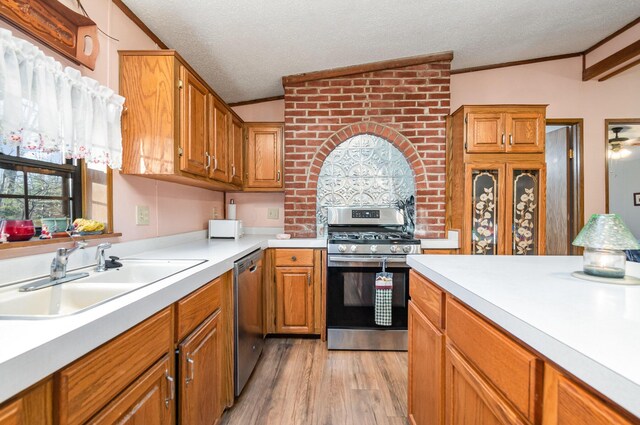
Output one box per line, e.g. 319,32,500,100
291,256,297,261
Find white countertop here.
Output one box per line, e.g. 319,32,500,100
407,255,640,418
0,234,325,403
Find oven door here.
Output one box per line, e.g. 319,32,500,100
326,255,409,330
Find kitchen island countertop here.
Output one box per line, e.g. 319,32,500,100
407,254,640,418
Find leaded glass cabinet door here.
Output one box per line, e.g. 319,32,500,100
506,163,546,255
464,164,505,255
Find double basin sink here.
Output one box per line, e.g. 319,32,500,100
0,259,206,319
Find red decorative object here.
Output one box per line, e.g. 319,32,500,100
2,219,36,241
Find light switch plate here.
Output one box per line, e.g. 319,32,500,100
267,208,279,220
136,205,150,226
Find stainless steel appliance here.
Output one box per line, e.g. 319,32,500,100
326,207,420,351
233,249,264,396
209,219,243,239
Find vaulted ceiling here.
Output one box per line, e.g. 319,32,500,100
121,0,640,103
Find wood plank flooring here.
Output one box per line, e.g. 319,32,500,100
220,338,408,425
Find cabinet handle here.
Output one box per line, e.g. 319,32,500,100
205,152,211,168
165,371,175,407
501,133,505,145
291,256,297,262
276,171,281,182
186,356,195,384
307,273,311,286
509,134,513,145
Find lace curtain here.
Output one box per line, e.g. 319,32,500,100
0,28,124,169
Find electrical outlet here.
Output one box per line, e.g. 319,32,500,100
136,205,150,226
267,208,279,220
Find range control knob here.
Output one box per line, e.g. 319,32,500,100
370,245,378,253
402,245,413,253
350,245,358,253
338,244,347,253
389,245,399,253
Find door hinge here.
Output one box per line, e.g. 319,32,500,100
178,79,183,89
178,147,183,156
464,113,468,124
568,148,574,159
464,141,468,151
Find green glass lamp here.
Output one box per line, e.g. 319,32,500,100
572,214,640,278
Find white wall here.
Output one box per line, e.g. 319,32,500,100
609,148,640,238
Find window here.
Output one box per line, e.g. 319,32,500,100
0,145,82,234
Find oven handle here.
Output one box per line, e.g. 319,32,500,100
327,256,409,268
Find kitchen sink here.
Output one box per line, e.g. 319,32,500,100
0,259,206,319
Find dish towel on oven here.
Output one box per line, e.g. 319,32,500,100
375,272,393,326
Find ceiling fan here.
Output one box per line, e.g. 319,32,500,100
608,126,640,159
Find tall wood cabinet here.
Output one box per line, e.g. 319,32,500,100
119,50,243,191
244,123,284,191
447,105,547,255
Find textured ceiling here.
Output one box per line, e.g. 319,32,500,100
122,0,640,103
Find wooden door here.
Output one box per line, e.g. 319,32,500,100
408,301,444,425
466,111,505,153
209,97,229,182
505,111,544,153
275,266,314,333
505,162,546,255
463,163,506,255
90,355,173,425
0,400,20,425
445,345,527,425
179,67,208,177
179,311,222,425
542,367,634,425
229,117,244,186
246,124,283,189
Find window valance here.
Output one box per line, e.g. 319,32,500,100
0,28,124,169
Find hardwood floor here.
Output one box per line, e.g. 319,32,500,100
220,338,408,425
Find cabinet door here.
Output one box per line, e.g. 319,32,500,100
209,97,229,182
90,355,173,425
179,67,209,177
178,311,222,425
445,345,527,425
505,111,544,153
245,124,283,189
275,266,314,333
466,112,505,153
464,163,506,255
0,400,20,425
229,117,244,186
505,163,546,255
408,301,444,425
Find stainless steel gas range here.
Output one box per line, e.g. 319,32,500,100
325,207,420,351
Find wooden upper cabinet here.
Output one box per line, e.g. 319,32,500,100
180,66,209,177
209,96,229,182
245,123,284,190
505,111,545,153
462,106,545,154
229,117,244,186
466,111,505,153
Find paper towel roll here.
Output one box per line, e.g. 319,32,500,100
227,202,237,220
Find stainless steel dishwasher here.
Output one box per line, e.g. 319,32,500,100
234,249,264,396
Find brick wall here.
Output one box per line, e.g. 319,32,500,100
283,60,451,238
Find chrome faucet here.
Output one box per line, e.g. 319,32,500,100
95,243,112,272
50,241,88,280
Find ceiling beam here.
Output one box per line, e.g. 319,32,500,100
582,39,640,81
228,95,285,107
598,57,640,81
451,52,582,75
282,51,453,86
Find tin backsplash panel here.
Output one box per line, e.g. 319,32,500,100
316,134,415,237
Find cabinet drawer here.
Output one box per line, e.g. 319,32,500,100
446,298,541,423
410,270,445,330
57,308,172,425
274,249,314,267
176,277,222,342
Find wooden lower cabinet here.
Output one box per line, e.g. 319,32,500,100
89,355,174,425
275,266,314,333
408,301,444,425
445,345,526,425
178,311,222,425
0,379,52,425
